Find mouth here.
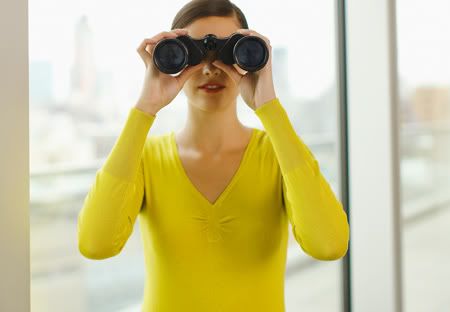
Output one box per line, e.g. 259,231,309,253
198,84,226,93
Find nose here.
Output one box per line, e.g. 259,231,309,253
202,62,221,77
201,52,221,77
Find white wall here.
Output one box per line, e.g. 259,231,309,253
0,0,30,311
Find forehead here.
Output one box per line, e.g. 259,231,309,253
186,16,241,39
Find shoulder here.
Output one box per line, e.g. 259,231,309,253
250,128,281,178
142,131,172,160
252,127,277,161
253,128,274,152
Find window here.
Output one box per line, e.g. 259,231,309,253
30,1,344,311
397,0,450,310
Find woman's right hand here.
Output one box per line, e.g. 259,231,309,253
135,29,204,116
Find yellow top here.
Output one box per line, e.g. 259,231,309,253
77,97,350,312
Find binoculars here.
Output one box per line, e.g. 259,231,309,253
152,32,269,75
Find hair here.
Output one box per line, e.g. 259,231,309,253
171,0,249,31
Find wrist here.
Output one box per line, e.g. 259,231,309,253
255,84,277,109
134,102,159,117
255,94,277,110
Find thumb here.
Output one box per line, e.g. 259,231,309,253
212,60,242,84
176,63,203,86
212,60,232,75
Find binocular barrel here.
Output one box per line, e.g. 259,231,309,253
153,33,269,75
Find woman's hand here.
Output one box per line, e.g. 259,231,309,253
135,29,204,115
211,29,277,110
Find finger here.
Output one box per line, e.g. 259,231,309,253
171,28,189,35
137,38,159,65
236,28,251,33
150,30,180,43
212,60,242,84
233,64,248,76
236,29,271,45
137,31,182,64
138,30,181,55
175,63,204,86
212,60,230,75
235,29,253,36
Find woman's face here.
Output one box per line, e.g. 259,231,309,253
182,15,242,111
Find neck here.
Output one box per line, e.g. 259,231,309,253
177,99,251,154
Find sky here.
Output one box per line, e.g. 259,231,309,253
28,0,450,102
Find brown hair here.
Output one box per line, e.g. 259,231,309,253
171,0,249,30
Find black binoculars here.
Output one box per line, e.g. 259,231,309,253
152,32,269,75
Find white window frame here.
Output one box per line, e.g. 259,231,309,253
345,0,403,311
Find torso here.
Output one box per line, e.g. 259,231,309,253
174,128,254,205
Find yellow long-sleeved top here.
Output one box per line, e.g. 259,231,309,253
77,97,349,312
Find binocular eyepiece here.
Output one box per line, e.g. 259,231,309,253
152,32,269,75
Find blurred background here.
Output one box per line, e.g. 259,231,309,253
23,0,450,311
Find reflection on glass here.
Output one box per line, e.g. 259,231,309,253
397,0,450,311
30,1,342,311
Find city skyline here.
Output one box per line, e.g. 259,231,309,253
29,0,450,104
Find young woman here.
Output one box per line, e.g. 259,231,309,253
77,0,350,311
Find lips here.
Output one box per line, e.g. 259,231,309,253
198,83,225,89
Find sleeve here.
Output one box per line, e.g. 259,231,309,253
254,97,350,261
77,106,157,260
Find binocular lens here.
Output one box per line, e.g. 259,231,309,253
235,38,266,69
153,40,186,73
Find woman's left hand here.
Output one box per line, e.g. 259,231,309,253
212,29,277,111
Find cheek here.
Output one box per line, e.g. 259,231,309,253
182,80,199,97
182,79,193,90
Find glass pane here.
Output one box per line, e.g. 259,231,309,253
396,0,450,311
30,0,343,311
241,3,344,311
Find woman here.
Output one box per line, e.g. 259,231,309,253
77,0,350,311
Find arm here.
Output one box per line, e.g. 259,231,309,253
77,106,156,260
254,98,350,261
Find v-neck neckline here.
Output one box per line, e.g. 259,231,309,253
170,128,258,208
